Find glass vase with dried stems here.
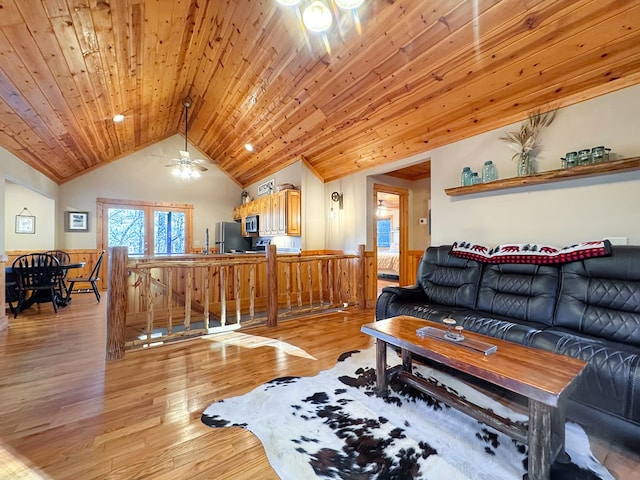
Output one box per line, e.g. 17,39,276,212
500,109,557,177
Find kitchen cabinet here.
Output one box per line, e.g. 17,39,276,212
283,189,301,236
240,189,300,237
258,196,271,235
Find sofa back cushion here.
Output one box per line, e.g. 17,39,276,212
555,246,640,347
477,263,560,326
417,245,482,309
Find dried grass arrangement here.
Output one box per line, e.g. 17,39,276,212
500,108,557,175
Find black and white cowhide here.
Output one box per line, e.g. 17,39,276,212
201,346,613,480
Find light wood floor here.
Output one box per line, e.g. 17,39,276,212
1,296,638,479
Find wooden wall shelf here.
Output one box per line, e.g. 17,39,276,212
445,157,640,196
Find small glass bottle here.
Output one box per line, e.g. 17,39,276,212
564,151,577,168
578,149,592,166
461,166,472,186
471,172,480,185
591,146,610,163
481,160,498,182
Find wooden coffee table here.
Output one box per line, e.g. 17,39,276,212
361,316,587,480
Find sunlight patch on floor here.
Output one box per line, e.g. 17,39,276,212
0,444,51,479
202,331,317,360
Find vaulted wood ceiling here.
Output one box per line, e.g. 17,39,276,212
1,1,639,186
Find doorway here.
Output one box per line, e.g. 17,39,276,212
373,184,409,288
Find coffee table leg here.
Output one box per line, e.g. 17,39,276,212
375,339,388,394
551,400,570,463
525,399,552,480
402,348,412,372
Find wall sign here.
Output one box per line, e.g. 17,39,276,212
257,179,275,196
65,211,89,232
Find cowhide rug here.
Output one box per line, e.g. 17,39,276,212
201,346,613,480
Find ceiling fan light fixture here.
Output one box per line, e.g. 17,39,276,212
303,1,333,32
334,0,365,9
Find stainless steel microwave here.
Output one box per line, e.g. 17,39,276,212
245,214,259,234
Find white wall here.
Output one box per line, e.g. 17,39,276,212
1,148,59,254
4,182,55,251
58,135,245,249
430,84,640,247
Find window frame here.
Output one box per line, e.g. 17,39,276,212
96,198,194,257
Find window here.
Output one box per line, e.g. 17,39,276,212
154,210,186,255
376,218,391,248
98,199,193,256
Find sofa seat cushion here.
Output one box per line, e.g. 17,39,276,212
530,328,640,424
446,310,544,345
376,294,470,323
477,263,559,327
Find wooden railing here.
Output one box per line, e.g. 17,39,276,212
107,245,366,355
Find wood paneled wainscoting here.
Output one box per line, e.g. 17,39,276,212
116,245,369,352
4,249,105,289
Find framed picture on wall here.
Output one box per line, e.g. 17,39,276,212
15,214,36,234
65,211,89,232
257,179,274,196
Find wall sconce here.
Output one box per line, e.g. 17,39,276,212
330,191,343,219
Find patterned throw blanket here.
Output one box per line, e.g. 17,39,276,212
202,346,613,480
450,240,612,264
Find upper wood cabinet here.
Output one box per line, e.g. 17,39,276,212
283,189,301,236
239,189,300,237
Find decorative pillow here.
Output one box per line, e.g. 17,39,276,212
450,240,612,265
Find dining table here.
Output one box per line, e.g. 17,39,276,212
5,261,86,312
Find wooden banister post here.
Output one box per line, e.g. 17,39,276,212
266,243,278,327
0,255,8,331
358,244,366,310
106,246,128,360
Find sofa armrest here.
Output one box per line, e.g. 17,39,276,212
376,284,427,321
381,284,426,300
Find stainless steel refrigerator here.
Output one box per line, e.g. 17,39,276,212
214,221,251,253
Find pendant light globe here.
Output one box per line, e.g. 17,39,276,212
335,0,365,9
303,1,333,32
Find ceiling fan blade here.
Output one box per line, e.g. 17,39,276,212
196,164,208,172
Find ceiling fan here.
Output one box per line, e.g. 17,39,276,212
165,96,209,179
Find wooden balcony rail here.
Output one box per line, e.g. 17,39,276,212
106,245,365,357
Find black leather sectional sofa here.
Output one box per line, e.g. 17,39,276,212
376,244,640,446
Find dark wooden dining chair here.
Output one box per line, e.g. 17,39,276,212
45,250,72,293
11,253,64,317
65,250,105,302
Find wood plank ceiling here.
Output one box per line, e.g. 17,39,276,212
0,1,639,186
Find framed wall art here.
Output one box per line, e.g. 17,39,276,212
65,211,89,232
15,208,36,234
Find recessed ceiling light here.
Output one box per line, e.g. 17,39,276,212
113,114,125,123
245,143,254,152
